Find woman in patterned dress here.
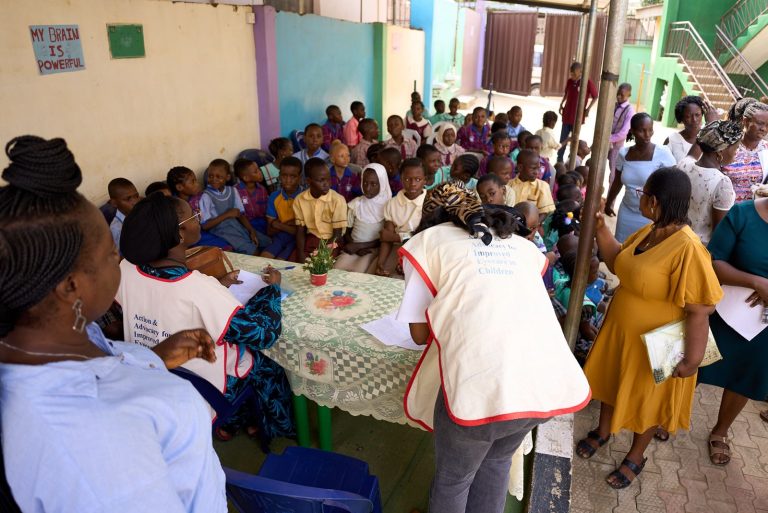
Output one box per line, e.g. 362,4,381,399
721,98,768,203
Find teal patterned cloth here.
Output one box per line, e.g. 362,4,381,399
227,253,422,425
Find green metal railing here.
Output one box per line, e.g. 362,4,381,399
716,0,768,55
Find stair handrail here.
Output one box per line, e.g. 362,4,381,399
718,0,768,49
665,21,740,103
715,25,768,100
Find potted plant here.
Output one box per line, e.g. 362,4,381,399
302,239,336,286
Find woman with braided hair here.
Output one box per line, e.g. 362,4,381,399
722,97,768,202
0,135,228,512
395,182,590,513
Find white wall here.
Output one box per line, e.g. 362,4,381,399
313,0,387,23
0,0,260,203
383,25,425,121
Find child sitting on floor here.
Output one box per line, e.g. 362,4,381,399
535,111,563,164
335,163,392,273
429,99,449,124
487,155,517,206
322,104,345,152
108,178,140,248
350,118,379,167
343,101,366,148
457,106,491,156
234,157,272,246
509,149,555,220
262,137,294,193
200,159,262,255
261,156,302,260
145,181,171,197
574,140,591,167
418,144,447,191
542,187,582,251
293,157,348,263
478,131,513,177
510,130,531,163
524,134,555,187
476,174,506,205
377,158,426,276
449,154,479,191
385,114,418,159
507,106,526,146
378,146,403,196
445,97,465,125
328,140,362,202
294,123,330,165
406,100,433,141
434,123,465,166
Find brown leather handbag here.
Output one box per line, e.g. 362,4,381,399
185,246,234,279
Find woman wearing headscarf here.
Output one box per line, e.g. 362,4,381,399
335,163,392,273
396,182,590,513
722,97,768,202
0,136,227,511
434,122,466,166
118,193,294,443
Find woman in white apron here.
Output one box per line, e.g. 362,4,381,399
396,183,590,513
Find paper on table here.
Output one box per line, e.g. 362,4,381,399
227,270,292,305
715,285,768,341
360,313,424,351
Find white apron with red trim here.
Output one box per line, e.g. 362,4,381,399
399,223,590,431
116,260,253,393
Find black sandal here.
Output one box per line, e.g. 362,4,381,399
606,457,647,489
654,427,670,441
576,430,610,459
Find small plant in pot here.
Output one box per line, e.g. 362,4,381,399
303,239,336,286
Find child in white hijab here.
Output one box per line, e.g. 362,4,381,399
334,163,392,273
434,123,466,166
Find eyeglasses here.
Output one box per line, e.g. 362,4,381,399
178,211,202,227
629,186,648,199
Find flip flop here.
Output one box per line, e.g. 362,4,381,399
576,430,610,459
606,457,647,489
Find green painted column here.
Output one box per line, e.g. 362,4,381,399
373,23,387,134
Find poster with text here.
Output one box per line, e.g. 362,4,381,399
30,24,86,75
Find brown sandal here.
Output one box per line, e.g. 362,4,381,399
708,434,731,465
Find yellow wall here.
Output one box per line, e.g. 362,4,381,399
383,25,425,125
0,0,259,203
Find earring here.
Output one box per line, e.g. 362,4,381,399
180,235,185,243
71,299,86,333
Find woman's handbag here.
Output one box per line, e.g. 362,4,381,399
185,246,233,279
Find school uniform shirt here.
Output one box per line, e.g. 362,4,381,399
322,120,345,151
396,223,590,430
330,166,362,202
110,210,125,248
384,137,418,160
383,190,426,240
503,184,517,207
457,124,492,154
293,189,348,239
610,101,634,144
343,117,361,147
508,177,555,214
350,139,375,167
235,182,268,221
406,115,433,140
535,127,561,163
116,260,253,394
0,323,227,513
507,123,527,140
260,162,281,191
266,188,302,224
199,186,245,223
293,148,330,166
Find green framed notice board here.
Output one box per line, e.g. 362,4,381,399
107,24,145,59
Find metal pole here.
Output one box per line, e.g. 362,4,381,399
563,0,630,350
567,0,598,171
576,13,588,64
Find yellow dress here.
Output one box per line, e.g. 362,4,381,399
584,225,722,434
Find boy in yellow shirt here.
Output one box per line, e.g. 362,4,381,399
293,157,347,262
509,149,555,222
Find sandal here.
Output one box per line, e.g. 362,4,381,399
576,430,610,459
760,410,768,424
214,426,235,442
708,434,731,465
654,427,670,441
606,457,647,489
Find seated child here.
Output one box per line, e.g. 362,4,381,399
335,163,392,273
449,154,480,191
328,140,362,202
510,130,531,163
490,121,508,134
574,139,591,167
535,111,563,163
384,115,418,159
445,97,465,125
200,159,262,255
294,123,330,165
457,106,491,156
145,181,171,197
322,105,345,152
476,174,506,205
434,123,465,166
574,165,590,197
366,142,386,166
379,146,403,196
343,100,366,148
515,200,558,290
377,158,426,276
262,137,294,193
429,99,449,124
553,169,584,200
478,131,513,177
506,106,526,146
542,190,582,251
524,134,555,186
107,178,140,248
509,149,555,220
486,155,517,206
350,118,380,167
406,100,433,140
293,157,348,263
234,157,272,246
494,112,509,125
166,166,231,250
418,144,448,191
261,156,303,260
404,91,430,121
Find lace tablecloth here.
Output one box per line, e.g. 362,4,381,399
227,253,533,499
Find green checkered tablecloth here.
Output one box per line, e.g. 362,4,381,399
227,253,422,426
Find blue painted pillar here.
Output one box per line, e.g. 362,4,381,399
410,0,436,107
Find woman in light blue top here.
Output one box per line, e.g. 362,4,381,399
604,113,677,242
0,136,227,513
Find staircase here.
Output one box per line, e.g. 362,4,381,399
715,0,768,69
664,22,739,113
715,25,768,100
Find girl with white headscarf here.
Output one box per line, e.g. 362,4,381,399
434,123,466,166
335,163,393,273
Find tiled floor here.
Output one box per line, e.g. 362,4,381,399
572,386,768,513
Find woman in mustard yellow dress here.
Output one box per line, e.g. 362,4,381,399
576,167,723,489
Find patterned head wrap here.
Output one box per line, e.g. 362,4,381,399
696,120,743,153
422,181,492,245
727,97,768,123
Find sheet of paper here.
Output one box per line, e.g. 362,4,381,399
227,270,293,304
759,149,768,181
715,285,768,341
360,313,424,351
